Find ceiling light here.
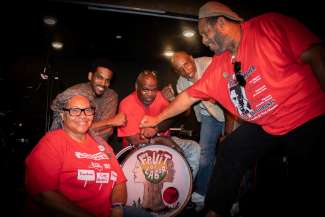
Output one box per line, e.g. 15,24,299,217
183,30,195,38
51,41,64,50
116,35,122,39
43,16,57,26
164,50,174,57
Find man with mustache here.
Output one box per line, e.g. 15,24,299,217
51,58,126,141
140,1,325,217
118,70,200,179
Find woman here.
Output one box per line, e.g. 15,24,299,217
25,93,151,217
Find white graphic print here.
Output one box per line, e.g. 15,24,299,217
228,65,278,121
103,163,111,169
230,84,253,118
78,169,95,181
89,162,104,171
111,171,117,182
96,172,110,183
75,152,109,160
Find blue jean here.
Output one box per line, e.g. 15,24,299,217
124,206,153,217
171,136,201,179
195,114,224,196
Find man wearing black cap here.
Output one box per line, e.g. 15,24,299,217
140,1,325,217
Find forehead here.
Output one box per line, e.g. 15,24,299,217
94,66,113,78
68,96,90,107
139,76,157,88
198,18,209,33
174,54,190,65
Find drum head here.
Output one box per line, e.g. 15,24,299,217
119,144,192,217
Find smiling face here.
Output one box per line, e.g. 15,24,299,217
198,17,229,55
88,66,113,96
61,95,94,138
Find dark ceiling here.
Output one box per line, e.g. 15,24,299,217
1,0,324,137
5,0,325,67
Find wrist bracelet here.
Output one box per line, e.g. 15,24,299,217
111,203,124,209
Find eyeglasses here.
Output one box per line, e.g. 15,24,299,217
233,61,246,87
63,107,95,116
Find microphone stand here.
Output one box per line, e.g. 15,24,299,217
37,54,60,132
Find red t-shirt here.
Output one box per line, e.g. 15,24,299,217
118,91,169,141
187,13,325,135
25,129,126,217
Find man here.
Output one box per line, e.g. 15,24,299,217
140,2,325,217
169,51,229,211
51,58,126,141
118,70,200,179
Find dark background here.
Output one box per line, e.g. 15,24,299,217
1,0,324,216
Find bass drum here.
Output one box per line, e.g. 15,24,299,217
117,144,192,217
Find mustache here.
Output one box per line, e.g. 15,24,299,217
95,85,106,89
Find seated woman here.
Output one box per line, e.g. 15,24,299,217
24,93,151,217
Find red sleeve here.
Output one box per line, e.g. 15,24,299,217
117,97,141,137
25,132,64,195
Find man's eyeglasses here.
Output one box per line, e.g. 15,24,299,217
63,107,95,116
234,61,246,87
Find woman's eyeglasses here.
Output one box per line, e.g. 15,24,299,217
63,107,95,116
234,61,246,87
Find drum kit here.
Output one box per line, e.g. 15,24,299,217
117,144,192,217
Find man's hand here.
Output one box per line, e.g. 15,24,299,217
140,127,158,139
140,115,160,128
161,84,175,102
111,112,127,127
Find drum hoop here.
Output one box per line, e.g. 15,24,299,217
115,145,135,159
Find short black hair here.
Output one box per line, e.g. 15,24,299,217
88,58,115,73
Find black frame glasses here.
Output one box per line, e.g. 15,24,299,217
63,107,95,116
234,61,246,87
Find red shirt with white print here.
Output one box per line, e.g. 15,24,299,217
187,13,325,135
25,129,126,217
118,91,170,146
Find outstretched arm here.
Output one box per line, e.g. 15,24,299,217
140,91,199,128
301,43,325,91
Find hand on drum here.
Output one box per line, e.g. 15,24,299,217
140,127,158,139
